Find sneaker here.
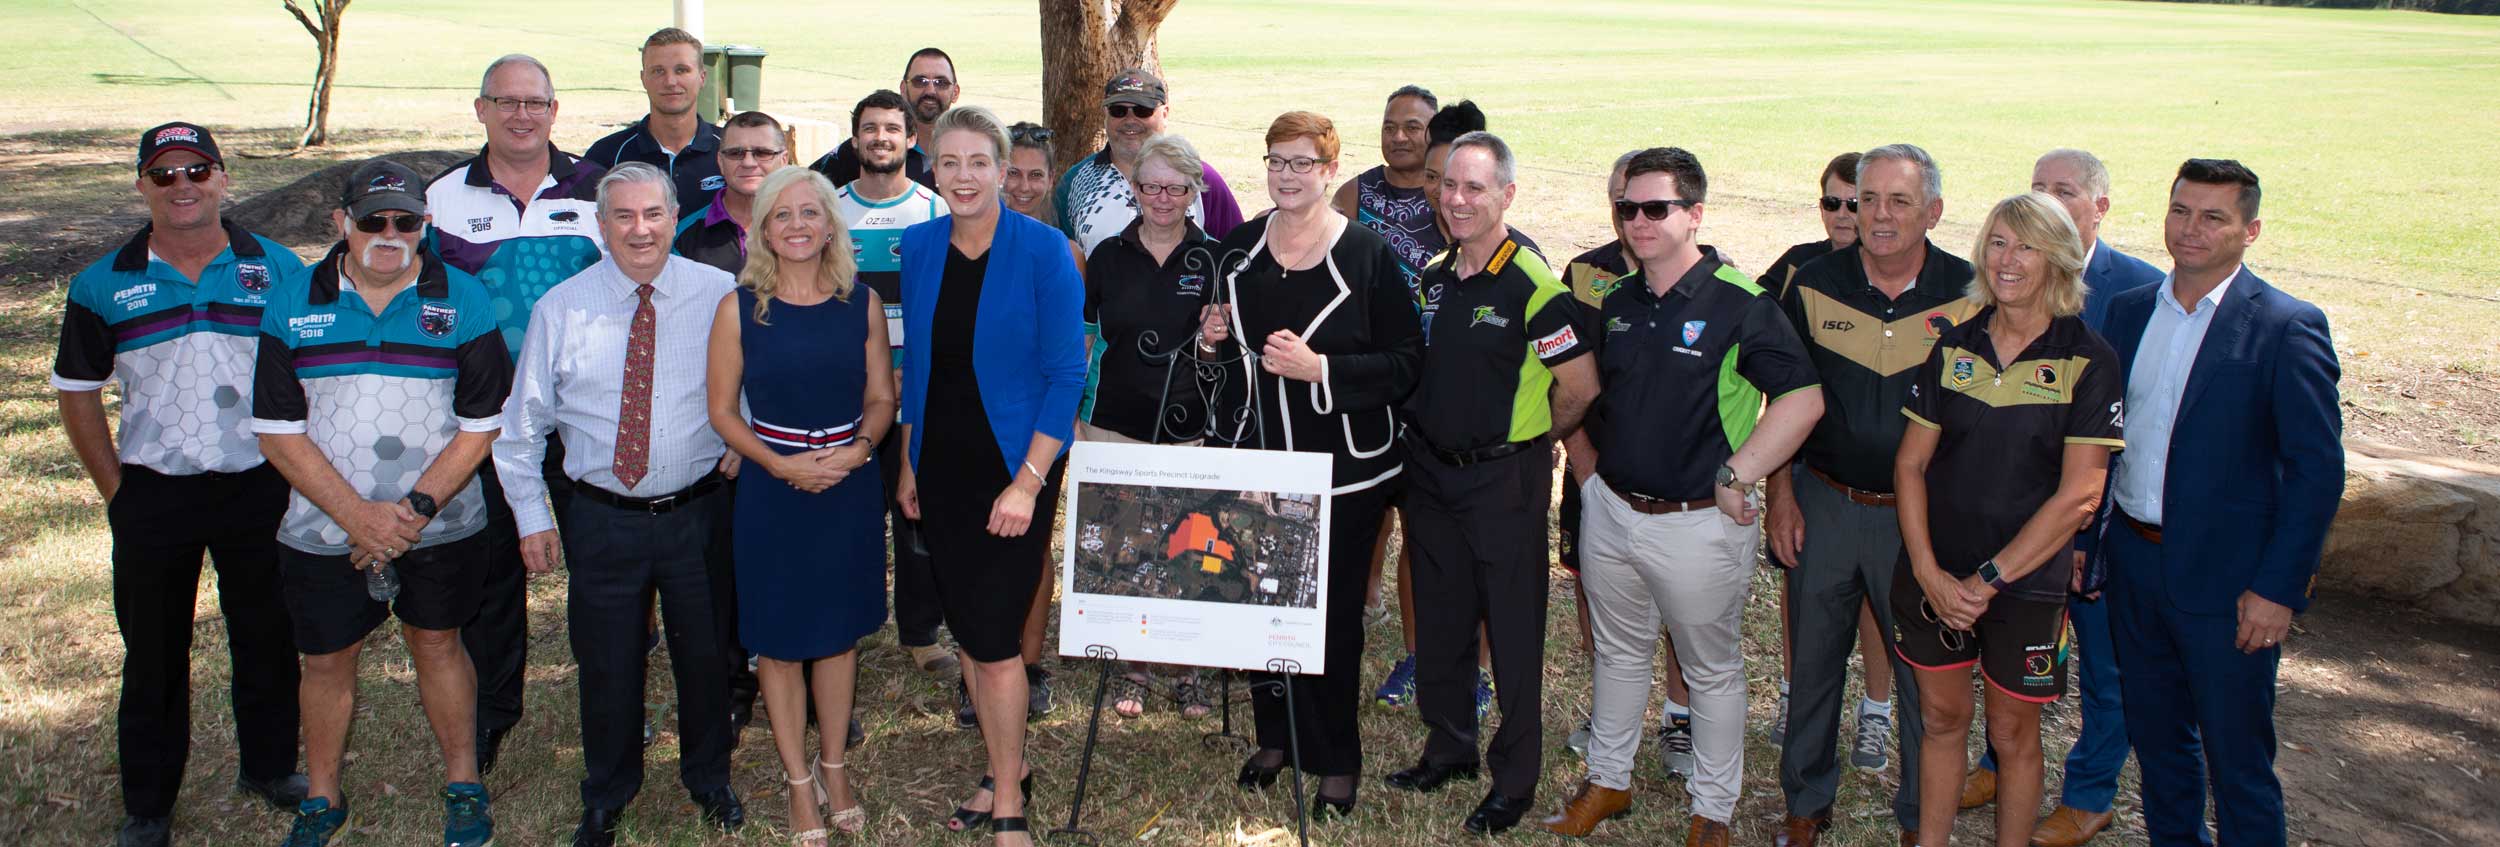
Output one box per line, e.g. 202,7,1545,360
1852,706,1893,770
442,782,493,847
1027,665,1055,719
1658,714,1696,779
954,675,979,730
1768,690,1789,747
1372,654,1418,709
1566,717,1593,758
1473,669,1495,719
281,797,349,847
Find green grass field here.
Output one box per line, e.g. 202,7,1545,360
5,1,2500,845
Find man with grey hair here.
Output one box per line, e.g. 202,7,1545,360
1768,143,1975,847
1387,130,1598,836
494,162,745,847
1958,147,2166,847
424,51,608,778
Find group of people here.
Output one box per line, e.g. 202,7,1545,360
62,27,2342,847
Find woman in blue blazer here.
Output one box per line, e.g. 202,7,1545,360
893,105,1086,847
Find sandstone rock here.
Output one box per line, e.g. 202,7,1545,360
2320,439,2500,626
226,150,471,248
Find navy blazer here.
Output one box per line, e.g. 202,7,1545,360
898,202,1088,475
2079,239,2165,334
2095,267,2343,615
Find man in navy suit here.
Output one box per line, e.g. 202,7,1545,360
2096,159,2342,847
1963,147,2168,847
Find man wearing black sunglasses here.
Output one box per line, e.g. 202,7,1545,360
1053,67,1243,254
586,28,723,218
58,122,312,847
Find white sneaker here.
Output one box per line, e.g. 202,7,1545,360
1852,705,1892,770
1658,714,1696,779
1566,717,1593,758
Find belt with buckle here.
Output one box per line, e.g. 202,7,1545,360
1807,466,1897,507
1604,477,1715,515
573,472,725,515
1407,434,1534,468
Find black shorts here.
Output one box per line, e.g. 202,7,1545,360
280,532,489,655
1890,559,2069,703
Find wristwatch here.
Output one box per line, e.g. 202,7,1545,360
1976,559,2012,592
1716,463,1743,490
405,491,439,519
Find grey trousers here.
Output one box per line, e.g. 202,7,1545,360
1777,465,1923,829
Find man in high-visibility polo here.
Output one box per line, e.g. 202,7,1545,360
1382,130,1598,837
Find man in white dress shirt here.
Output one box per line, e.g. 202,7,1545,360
493,163,744,847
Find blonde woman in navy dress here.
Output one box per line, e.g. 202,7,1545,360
705,166,893,845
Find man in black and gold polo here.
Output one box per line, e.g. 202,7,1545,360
1385,131,1597,837
1538,148,1824,846
1768,144,1976,847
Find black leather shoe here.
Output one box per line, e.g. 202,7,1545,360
236,771,310,811
692,786,745,831
1236,751,1285,790
1463,790,1535,835
1384,759,1480,793
116,815,170,847
476,726,512,776
571,807,621,847
1312,792,1357,821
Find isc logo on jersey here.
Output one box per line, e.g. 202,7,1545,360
1534,325,1578,357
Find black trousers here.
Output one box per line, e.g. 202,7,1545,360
559,485,735,812
465,446,563,741
110,464,300,818
1403,439,1553,800
1251,481,1395,777
878,434,942,648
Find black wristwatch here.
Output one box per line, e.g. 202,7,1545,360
1716,463,1743,489
1976,559,2011,592
405,491,439,519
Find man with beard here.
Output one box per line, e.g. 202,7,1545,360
57,122,309,847
586,28,720,218
809,48,947,189
256,160,512,847
1054,67,1245,254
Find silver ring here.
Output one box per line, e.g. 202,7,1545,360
384,547,398,557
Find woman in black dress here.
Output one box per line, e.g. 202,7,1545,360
1205,111,1423,817
894,105,1087,847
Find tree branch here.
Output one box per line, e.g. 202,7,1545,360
280,0,323,38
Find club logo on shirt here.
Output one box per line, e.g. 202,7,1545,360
417,302,457,338
2023,363,2063,400
700,174,725,191
235,262,271,293
1925,312,1954,337
548,210,580,223
1469,305,1510,329
1534,325,1579,358
1605,316,1631,334
1949,356,1976,388
1175,274,1205,295
1682,320,1707,346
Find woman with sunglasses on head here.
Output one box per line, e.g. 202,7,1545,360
894,105,1086,847
1201,111,1422,819
705,165,890,846
1891,192,2122,847
1003,123,1060,229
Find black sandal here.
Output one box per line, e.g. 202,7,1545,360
944,775,995,831
992,815,1033,845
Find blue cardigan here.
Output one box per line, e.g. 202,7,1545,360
898,202,1088,474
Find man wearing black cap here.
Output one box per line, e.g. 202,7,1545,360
253,160,513,847
1052,66,1245,254
54,122,309,847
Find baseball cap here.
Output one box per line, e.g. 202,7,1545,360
1102,68,1167,109
136,122,222,174
341,160,428,218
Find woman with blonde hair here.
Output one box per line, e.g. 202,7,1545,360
1892,192,2121,847
705,165,893,845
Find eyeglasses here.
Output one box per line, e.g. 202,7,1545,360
1819,195,1860,213
485,96,554,116
1612,199,1697,222
1917,598,1968,652
720,147,786,162
1010,125,1055,144
355,214,425,234
1262,155,1330,174
143,162,218,187
1136,182,1194,197
908,75,955,90
1105,103,1155,120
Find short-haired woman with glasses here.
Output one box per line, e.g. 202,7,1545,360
1201,110,1422,819
1891,192,2123,847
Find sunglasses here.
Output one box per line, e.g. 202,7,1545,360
1011,126,1055,144
909,75,954,90
1918,598,1968,652
1105,103,1155,120
1612,199,1697,222
1819,195,1861,213
720,147,786,162
144,162,218,187
355,214,425,234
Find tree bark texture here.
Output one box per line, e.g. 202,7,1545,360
1037,0,1176,174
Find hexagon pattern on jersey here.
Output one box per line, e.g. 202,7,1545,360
117,333,263,474
277,374,486,554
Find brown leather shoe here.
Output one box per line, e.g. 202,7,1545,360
2029,805,2116,847
1959,767,1997,809
1683,815,1731,847
1901,829,1920,847
1535,780,1630,837
1774,814,1830,847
